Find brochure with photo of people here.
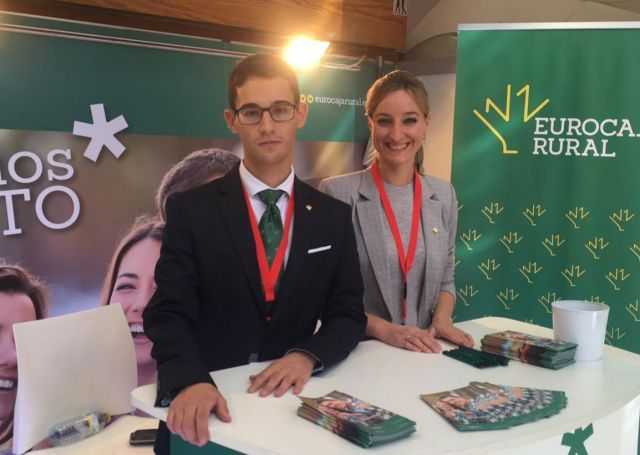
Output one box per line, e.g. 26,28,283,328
481,330,577,369
297,391,416,448
421,381,567,431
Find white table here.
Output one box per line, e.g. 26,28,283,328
131,317,640,454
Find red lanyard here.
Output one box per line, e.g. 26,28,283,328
242,185,295,305
371,162,422,324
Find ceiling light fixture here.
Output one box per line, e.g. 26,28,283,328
283,37,330,69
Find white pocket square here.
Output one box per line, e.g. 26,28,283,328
308,245,332,254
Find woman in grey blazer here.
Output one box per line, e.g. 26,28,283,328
321,71,473,353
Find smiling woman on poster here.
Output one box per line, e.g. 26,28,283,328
102,149,239,389
102,218,164,388
321,70,473,352
0,262,49,454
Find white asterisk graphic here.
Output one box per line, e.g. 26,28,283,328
73,103,129,162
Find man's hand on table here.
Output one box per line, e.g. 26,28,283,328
248,351,315,397
167,382,231,447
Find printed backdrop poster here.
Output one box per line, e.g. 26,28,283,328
0,13,388,315
0,13,396,452
451,24,640,354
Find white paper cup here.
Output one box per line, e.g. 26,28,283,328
552,300,609,362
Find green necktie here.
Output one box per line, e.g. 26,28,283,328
257,189,285,265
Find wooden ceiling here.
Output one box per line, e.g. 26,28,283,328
0,0,406,60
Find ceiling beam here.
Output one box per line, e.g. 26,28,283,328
0,0,404,58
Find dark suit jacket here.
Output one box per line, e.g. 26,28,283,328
143,166,365,453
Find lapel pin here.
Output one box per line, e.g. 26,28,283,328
306,204,313,211
432,227,439,233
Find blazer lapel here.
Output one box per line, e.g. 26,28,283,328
355,170,396,319
216,167,267,319
419,176,443,324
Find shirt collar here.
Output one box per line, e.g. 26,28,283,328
239,160,294,198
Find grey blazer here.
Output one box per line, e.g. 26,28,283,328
320,168,457,328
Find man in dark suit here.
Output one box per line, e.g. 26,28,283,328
143,53,366,453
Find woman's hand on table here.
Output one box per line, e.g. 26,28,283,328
428,317,474,348
367,313,442,353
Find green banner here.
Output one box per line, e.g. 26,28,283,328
0,13,384,143
451,26,640,354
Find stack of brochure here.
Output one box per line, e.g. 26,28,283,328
298,391,416,448
481,330,577,369
421,381,567,431
443,346,510,368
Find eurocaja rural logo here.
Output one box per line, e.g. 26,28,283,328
474,84,638,158
300,93,365,107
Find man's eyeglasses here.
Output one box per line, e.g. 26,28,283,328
233,103,298,125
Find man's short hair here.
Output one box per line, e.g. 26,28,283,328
228,53,300,109
156,148,239,221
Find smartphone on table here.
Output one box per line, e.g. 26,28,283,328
129,428,157,446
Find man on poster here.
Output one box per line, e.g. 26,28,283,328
143,53,366,453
